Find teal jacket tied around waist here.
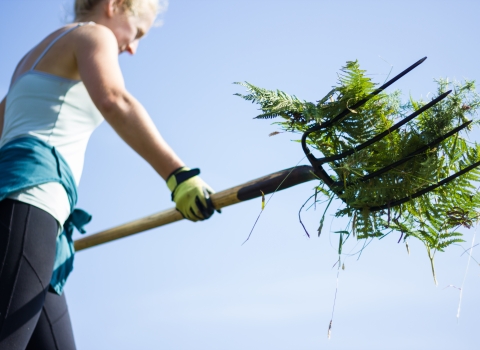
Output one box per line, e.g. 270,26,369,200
0,136,91,294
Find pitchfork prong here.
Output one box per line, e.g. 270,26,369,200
356,120,473,184
368,159,480,212
331,119,480,211
328,119,472,191
302,57,427,159
313,90,452,166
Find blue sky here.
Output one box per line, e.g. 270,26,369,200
1,1,480,349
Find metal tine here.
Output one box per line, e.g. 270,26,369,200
369,158,480,212
314,90,452,165
357,120,472,183
301,57,428,157
329,120,472,191
305,57,427,134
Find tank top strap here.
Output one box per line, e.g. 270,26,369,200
31,22,94,70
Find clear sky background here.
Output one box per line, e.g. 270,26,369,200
1,0,480,349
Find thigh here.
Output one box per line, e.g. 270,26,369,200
0,199,58,350
26,292,76,350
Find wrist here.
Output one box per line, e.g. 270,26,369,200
166,167,201,192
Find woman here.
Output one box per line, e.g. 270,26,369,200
0,0,217,348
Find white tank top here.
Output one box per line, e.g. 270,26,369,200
0,23,104,227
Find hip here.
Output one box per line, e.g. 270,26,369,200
7,182,70,232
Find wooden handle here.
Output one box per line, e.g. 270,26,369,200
74,165,316,252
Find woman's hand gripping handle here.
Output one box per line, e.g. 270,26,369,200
166,167,220,221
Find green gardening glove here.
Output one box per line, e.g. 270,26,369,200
166,167,219,221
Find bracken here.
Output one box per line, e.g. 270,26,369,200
236,61,480,283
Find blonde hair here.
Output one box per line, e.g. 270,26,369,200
74,0,168,20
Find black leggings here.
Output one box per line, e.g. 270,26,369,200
0,199,76,350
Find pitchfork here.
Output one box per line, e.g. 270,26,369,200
75,57,480,251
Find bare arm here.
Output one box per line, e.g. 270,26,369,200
74,25,183,180
0,96,5,138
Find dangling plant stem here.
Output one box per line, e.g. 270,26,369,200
426,246,438,285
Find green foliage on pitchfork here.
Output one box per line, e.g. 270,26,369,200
236,61,480,283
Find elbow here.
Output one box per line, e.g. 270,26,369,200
95,90,133,122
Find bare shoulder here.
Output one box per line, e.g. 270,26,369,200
71,23,118,51
10,23,119,83
72,23,127,107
